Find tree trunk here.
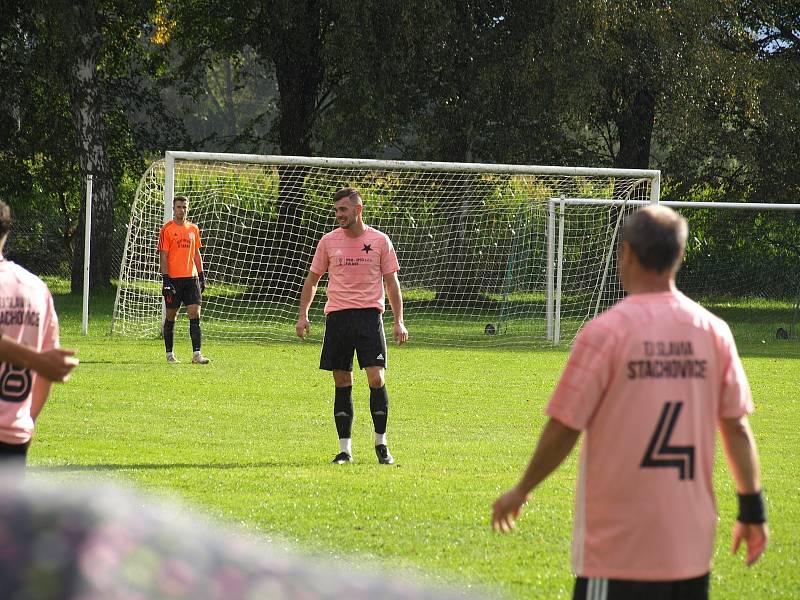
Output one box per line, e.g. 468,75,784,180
613,87,656,169
253,165,310,301
266,0,324,156
69,42,115,292
434,173,484,306
257,0,324,299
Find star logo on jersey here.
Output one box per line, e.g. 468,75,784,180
362,244,373,254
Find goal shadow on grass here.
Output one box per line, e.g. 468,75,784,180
30,460,315,473
77,360,161,365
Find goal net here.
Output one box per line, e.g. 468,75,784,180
111,153,660,346
551,199,800,343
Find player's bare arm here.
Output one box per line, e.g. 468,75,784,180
719,415,768,566
492,418,580,533
296,271,322,339
194,248,206,292
193,249,204,274
0,336,78,383
28,348,78,383
383,271,408,345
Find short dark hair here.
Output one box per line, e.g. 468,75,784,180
333,187,362,205
0,201,11,238
173,196,189,205
621,205,688,273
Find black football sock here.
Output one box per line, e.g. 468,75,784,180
369,386,389,436
163,319,175,353
334,386,354,442
189,318,201,352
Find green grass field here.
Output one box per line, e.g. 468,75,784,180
27,286,800,598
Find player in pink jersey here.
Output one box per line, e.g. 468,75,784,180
492,205,767,600
296,187,408,465
0,201,78,465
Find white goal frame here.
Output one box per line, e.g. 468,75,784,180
113,151,662,346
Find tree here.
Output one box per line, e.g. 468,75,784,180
736,1,800,201
318,1,564,164
22,0,185,291
546,1,751,170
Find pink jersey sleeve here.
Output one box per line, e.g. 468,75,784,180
716,323,753,419
546,318,617,430
310,236,329,275
380,236,400,275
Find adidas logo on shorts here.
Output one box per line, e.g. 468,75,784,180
376,354,384,360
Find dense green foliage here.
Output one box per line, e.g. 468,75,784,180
1,1,798,291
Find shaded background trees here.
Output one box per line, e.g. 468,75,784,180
0,0,798,289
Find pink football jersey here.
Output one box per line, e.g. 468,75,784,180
0,261,59,444
547,290,752,581
310,226,400,314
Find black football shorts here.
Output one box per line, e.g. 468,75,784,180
165,276,201,310
573,573,709,600
320,308,388,371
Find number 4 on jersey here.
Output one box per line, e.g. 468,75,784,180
641,401,695,480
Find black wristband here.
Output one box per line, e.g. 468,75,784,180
737,491,767,524
198,272,205,283
161,274,171,285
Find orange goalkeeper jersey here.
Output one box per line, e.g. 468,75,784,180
158,220,202,278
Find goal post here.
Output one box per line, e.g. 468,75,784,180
111,152,660,346
547,197,653,344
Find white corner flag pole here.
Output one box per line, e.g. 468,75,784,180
82,174,92,336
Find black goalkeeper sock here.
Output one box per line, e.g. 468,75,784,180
189,318,201,352
163,319,175,353
369,386,389,435
334,386,354,440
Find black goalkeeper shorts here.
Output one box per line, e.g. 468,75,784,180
573,573,709,600
165,276,201,309
320,308,387,372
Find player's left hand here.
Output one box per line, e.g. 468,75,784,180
29,347,79,382
492,486,530,533
732,521,768,566
393,321,408,346
296,316,311,340
198,272,206,293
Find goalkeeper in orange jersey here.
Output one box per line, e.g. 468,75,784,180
158,196,210,364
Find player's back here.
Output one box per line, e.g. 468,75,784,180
549,290,752,580
0,261,59,444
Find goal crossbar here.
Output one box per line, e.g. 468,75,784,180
165,151,662,181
